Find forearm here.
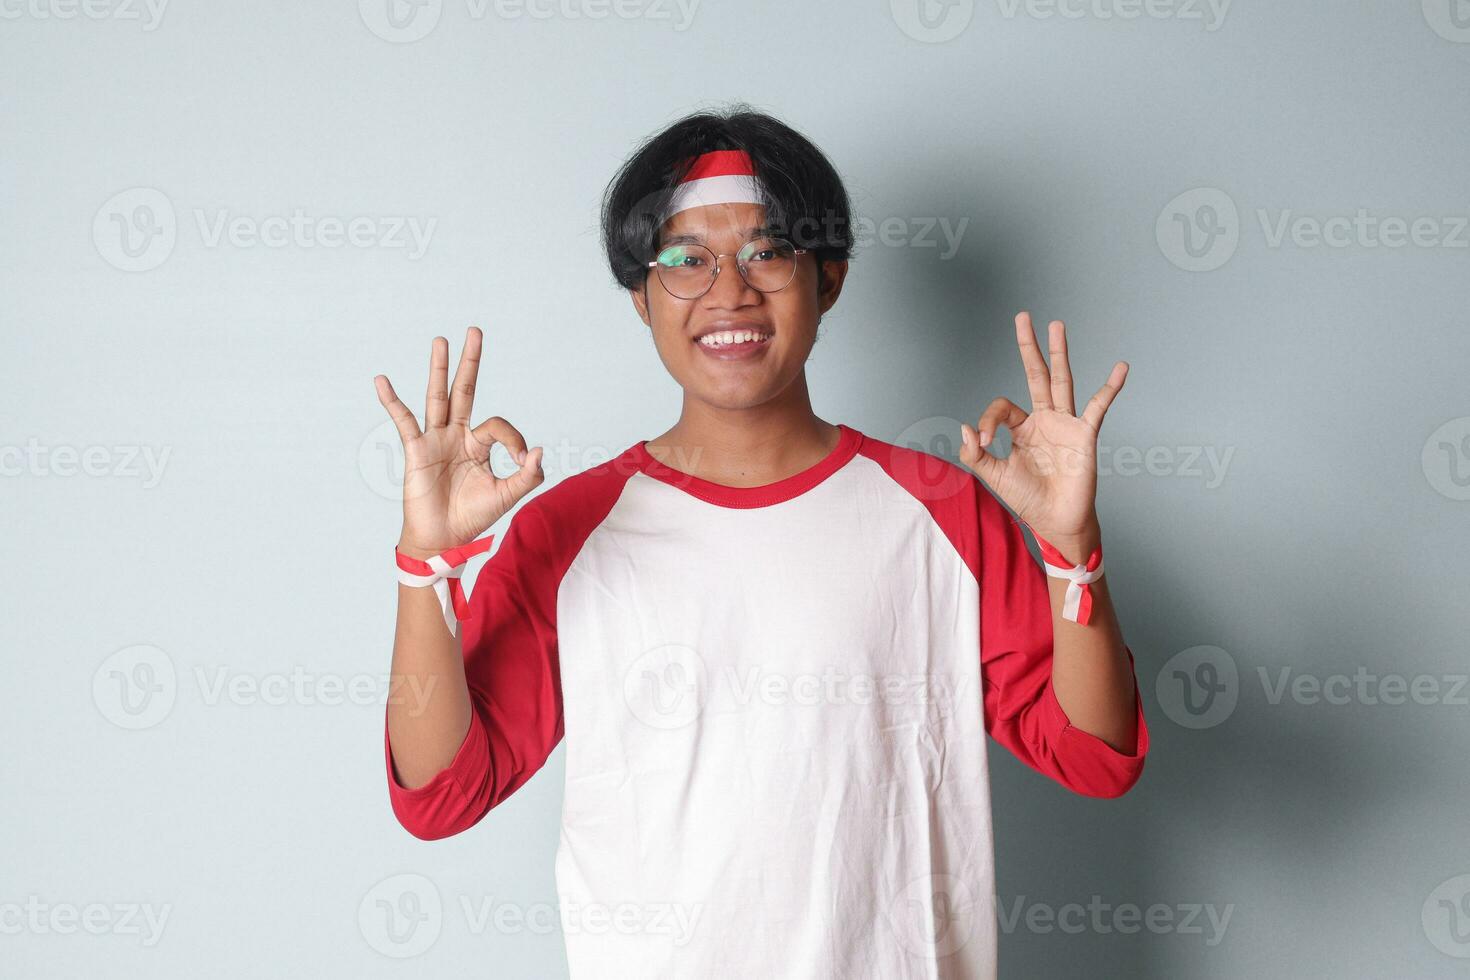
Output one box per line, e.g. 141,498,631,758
1040,526,1139,754
386,577,474,789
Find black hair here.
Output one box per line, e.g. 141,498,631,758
600,104,854,292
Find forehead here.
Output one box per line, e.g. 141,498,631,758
657,201,771,247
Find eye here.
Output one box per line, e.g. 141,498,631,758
657,247,705,269
742,238,794,263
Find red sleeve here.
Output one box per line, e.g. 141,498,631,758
384,499,565,840
976,479,1150,799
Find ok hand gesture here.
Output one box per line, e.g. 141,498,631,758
374,327,544,559
958,312,1127,558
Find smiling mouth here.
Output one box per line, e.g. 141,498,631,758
694,328,773,350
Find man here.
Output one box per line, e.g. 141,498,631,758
373,107,1148,979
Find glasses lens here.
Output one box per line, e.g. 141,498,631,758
654,243,715,298
737,237,798,292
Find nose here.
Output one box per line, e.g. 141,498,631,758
703,252,760,307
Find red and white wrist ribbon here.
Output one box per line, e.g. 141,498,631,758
395,536,496,635
1027,530,1104,626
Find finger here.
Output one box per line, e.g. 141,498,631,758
975,396,1029,449
425,336,450,429
501,445,546,502
374,375,421,445
1048,320,1075,415
1080,361,1129,431
1014,311,1053,411
959,423,1002,485
468,415,529,466
448,326,483,428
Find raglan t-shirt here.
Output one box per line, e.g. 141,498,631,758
383,422,1150,979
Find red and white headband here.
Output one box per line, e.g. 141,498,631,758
663,149,768,219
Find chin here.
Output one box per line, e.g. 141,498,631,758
683,375,786,411
690,387,770,411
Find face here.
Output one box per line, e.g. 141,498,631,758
630,202,847,411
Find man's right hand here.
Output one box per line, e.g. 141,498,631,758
374,326,545,559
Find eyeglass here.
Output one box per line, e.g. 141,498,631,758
647,236,808,300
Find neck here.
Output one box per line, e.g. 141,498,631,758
646,374,841,487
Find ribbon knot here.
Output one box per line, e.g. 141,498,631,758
1023,524,1105,626
395,535,496,635
1040,558,1105,625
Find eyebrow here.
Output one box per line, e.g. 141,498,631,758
658,225,778,248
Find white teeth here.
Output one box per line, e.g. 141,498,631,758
698,330,770,347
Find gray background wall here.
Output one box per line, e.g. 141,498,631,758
4,1,1468,976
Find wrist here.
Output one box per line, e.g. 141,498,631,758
1027,519,1105,627
395,533,498,636
396,537,448,562
1026,517,1102,567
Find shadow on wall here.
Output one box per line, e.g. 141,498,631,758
878,192,1386,978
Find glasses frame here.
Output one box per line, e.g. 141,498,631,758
647,236,809,300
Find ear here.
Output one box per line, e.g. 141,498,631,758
629,280,652,328
816,259,849,316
